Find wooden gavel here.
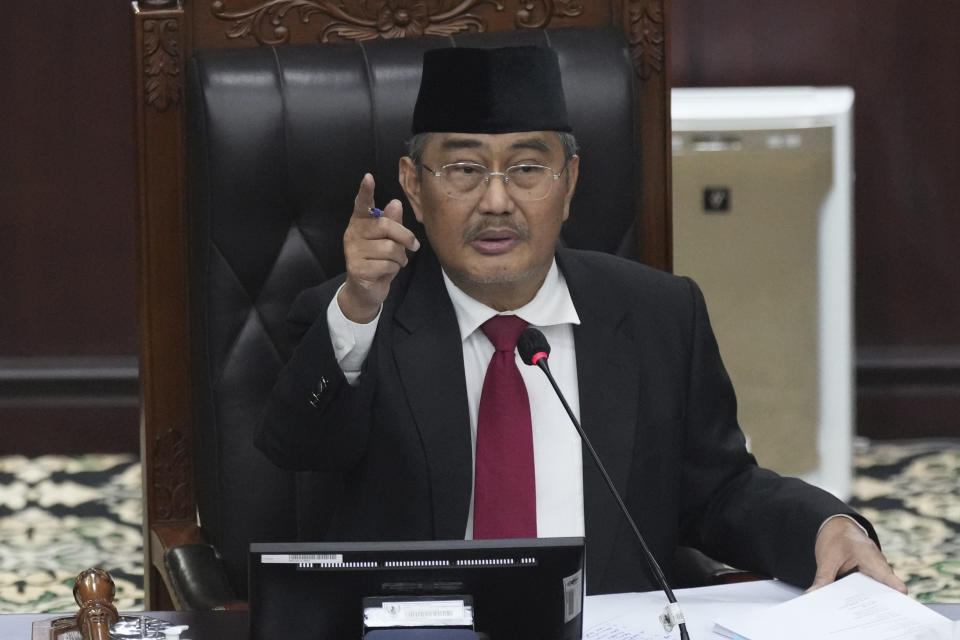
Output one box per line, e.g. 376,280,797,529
72,568,119,640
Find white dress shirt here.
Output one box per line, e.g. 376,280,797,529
327,260,586,539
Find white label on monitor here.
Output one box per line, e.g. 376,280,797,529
563,568,583,623
261,553,343,564
364,600,472,628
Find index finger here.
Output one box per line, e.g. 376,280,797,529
353,173,377,219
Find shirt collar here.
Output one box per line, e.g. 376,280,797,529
441,258,581,342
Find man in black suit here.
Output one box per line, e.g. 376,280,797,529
256,45,903,595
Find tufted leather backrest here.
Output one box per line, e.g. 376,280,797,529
187,26,637,597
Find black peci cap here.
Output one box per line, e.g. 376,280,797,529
411,45,572,135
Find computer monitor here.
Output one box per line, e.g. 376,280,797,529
249,537,585,640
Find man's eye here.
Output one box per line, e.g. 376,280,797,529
516,165,544,173
447,164,485,178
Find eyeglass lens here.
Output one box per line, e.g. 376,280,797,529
440,163,556,201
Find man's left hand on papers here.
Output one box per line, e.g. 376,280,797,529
808,515,907,594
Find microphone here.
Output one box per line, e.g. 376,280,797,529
517,328,691,640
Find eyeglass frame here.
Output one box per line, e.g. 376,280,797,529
419,159,570,201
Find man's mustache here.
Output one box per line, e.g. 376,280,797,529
462,219,532,243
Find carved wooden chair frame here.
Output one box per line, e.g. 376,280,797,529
132,0,673,608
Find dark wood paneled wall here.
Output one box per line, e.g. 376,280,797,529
671,0,960,438
0,0,139,453
2,0,956,452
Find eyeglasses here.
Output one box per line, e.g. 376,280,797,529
421,161,567,201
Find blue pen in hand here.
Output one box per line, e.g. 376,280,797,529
368,206,383,218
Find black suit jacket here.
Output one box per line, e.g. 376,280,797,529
256,246,874,594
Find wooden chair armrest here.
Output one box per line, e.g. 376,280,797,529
151,522,206,558
673,546,768,588
150,523,243,610
710,568,769,585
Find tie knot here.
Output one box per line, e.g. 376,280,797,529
481,315,528,352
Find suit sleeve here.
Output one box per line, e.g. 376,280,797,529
675,277,877,587
254,275,376,471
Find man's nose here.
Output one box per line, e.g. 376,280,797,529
477,172,514,214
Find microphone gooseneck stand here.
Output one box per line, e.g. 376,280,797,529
517,328,691,640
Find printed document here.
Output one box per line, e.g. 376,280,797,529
584,579,801,639
583,575,957,639
714,572,957,640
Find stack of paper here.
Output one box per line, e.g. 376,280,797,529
583,574,957,639
584,580,802,638
714,573,957,640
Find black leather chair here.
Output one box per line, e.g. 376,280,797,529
161,26,727,609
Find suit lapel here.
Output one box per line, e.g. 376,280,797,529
558,250,641,582
392,249,473,540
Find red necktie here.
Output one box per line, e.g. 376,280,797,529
473,315,537,539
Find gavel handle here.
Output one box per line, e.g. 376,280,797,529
81,617,110,640
77,604,118,640
72,568,118,640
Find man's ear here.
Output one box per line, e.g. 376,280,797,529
399,156,424,224
561,154,580,222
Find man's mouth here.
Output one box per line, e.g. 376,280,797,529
469,228,519,254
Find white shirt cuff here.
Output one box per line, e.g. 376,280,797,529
817,514,870,540
326,283,381,385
